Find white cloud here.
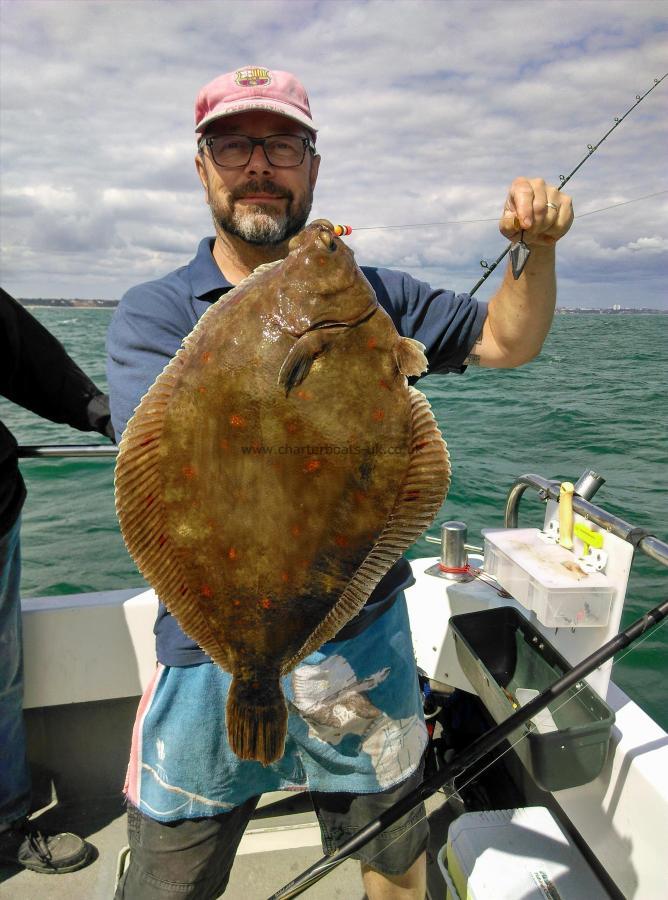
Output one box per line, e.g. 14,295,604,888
0,0,666,306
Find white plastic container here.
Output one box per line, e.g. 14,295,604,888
483,527,614,627
444,807,610,899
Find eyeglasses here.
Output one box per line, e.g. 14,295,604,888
202,134,316,168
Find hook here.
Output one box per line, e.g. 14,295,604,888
480,259,489,269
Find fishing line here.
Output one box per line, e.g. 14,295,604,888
304,611,668,886
349,188,668,232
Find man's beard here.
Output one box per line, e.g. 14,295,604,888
210,180,312,246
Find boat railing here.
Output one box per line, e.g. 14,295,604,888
18,443,118,458
504,470,668,568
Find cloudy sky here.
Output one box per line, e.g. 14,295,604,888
1,0,666,308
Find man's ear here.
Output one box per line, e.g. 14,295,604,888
195,153,210,202
309,153,321,192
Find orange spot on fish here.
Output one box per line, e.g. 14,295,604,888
219,438,229,450
378,378,391,390
145,494,155,508
334,534,349,548
291,525,301,537
157,534,168,547
281,572,290,583
200,584,213,598
233,599,241,607
201,351,212,363
230,414,246,427
182,465,196,479
304,459,321,473
286,420,300,434
198,385,207,394
372,408,385,422
260,597,272,609
296,389,313,401
367,337,377,349
353,491,367,505
228,547,238,560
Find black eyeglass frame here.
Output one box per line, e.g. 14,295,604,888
200,134,316,168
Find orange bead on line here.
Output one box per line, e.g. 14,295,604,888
333,224,353,236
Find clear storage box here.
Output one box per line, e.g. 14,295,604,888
483,527,614,627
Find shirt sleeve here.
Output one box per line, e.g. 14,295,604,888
0,288,113,436
106,281,195,441
361,268,487,374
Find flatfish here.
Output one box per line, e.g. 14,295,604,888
115,220,450,764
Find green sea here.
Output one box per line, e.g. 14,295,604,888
2,308,667,729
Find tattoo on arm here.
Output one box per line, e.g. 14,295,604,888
464,353,481,366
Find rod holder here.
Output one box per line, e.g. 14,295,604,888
425,520,474,582
574,469,606,502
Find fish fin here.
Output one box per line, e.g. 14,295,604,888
282,387,450,670
278,330,334,395
114,351,231,670
115,259,286,668
227,674,288,765
395,338,428,377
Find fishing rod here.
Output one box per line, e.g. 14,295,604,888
467,73,667,295
268,592,668,899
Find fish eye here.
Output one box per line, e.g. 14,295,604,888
318,230,337,253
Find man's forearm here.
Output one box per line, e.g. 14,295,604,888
485,244,557,367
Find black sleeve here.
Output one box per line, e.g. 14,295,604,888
0,288,114,439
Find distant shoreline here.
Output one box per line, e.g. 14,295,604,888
18,298,668,314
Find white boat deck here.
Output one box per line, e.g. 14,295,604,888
5,561,668,898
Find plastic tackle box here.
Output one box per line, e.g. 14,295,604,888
439,807,610,899
483,527,614,627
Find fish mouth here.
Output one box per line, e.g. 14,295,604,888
306,304,378,334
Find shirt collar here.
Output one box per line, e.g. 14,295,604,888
189,237,233,302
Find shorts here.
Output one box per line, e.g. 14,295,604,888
114,762,428,899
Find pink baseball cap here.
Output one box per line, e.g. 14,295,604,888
195,66,317,138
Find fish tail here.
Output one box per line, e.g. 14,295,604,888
226,674,288,765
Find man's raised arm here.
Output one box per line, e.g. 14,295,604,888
467,177,573,369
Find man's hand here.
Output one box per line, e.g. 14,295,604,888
499,177,573,247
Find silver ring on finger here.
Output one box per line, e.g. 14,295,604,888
546,201,559,210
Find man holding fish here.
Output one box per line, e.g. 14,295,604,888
108,66,572,900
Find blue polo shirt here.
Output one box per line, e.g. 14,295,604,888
107,237,487,666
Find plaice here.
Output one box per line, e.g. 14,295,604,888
114,220,450,765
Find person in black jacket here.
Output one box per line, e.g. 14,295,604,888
0,288,115,874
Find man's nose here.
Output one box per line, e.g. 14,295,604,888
245,143,275,175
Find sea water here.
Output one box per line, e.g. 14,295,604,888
1,308,666,728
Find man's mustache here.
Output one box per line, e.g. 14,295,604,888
232,181,293,202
